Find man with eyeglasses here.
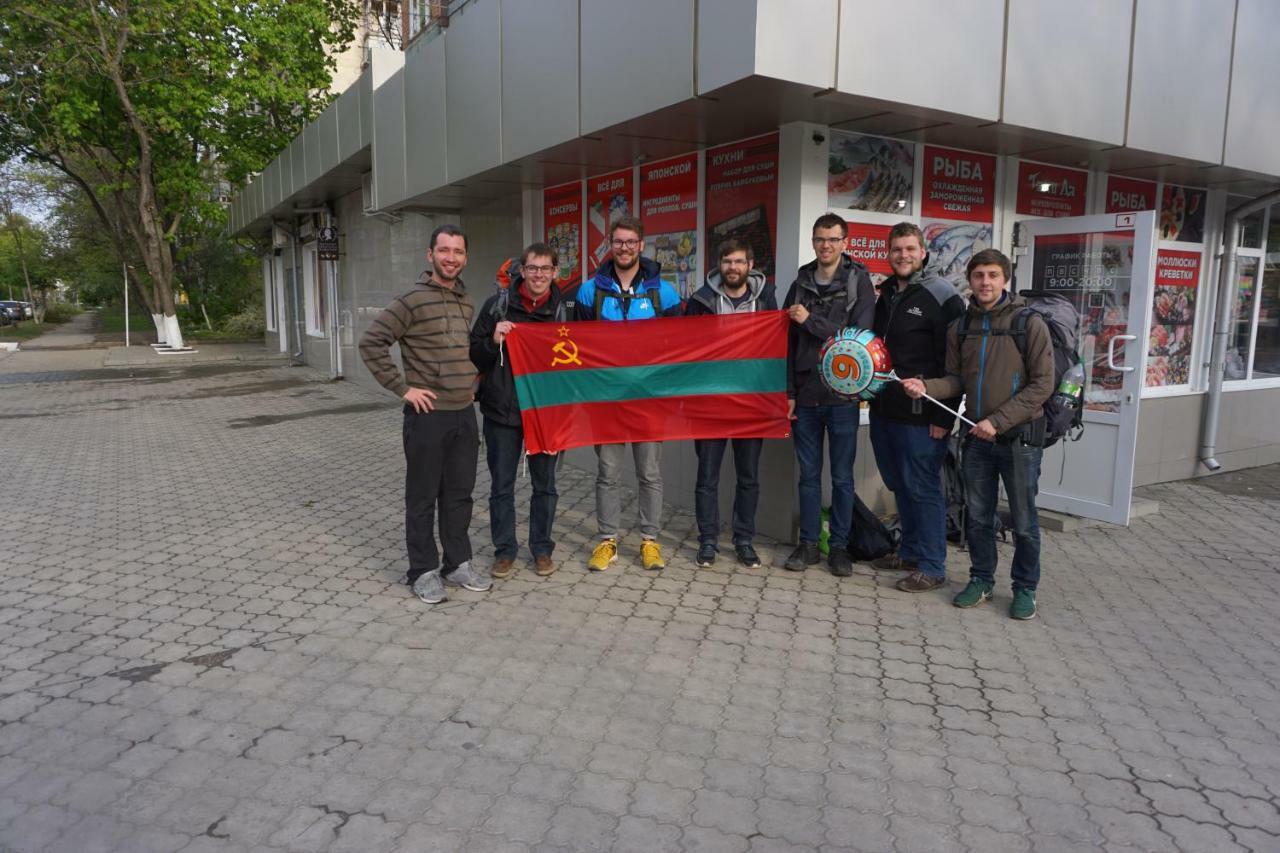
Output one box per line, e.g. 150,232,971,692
684,238,777,569
574,215,682,572
782,213,876,576
470,242,569,580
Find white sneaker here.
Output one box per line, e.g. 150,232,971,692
443,561,492,592
411,570,446,604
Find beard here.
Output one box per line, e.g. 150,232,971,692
613,253,639,272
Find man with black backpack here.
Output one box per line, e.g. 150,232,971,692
902,249,1054,619
470,242,570,580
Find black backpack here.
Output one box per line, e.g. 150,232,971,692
958,291,1084,447
847,493,899,561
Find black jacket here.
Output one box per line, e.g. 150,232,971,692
469,273,569,427
870,254,966,428
684,268,778,316
782,254,876,407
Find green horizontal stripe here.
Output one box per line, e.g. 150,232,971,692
515,358,785,409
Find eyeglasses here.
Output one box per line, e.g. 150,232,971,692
523,264,555,275
721,259,750,267
611,239,640,249
812,237,845,246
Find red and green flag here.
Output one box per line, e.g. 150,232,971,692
505,311,791,453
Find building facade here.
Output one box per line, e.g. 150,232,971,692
232,0,1280,533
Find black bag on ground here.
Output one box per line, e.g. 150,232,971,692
847,494,899,560
943,435,968,543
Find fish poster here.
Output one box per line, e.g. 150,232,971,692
640,152,700,298
1104,175,1157,214
827,131,914,214
705,133,779,283
922,220,993,292
921,146,996,223
543,180,583,291
586,168,633,276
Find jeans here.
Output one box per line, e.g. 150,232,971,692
403,406,478,584
484,418,558,561
595,442,662,539
694,438,763,547
962,436,1043,591
793,404,859,548
869,414,948,579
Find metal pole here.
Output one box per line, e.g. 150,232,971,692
889,371,976,426
123,262,130,347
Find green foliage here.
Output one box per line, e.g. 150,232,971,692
217,303,266,340
0,214,55,299
41,302,81,323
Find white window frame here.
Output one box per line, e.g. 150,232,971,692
1223,204,1280,391
302,243,326,338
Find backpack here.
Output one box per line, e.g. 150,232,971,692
846,494,900,561
958,290,1084,448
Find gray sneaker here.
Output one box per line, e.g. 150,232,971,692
443,561,492,592
411,570,446,604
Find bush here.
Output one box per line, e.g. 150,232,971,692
41,302,82,323
219,303,265,339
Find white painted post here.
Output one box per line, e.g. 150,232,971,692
123,262,130,347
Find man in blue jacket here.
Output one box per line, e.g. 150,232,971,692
574,216,682,571
685,238,778,569
782,214,876,577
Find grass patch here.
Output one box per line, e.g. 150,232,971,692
95,303,154,335
0,321,62,341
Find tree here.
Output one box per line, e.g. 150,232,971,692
0,0,357,348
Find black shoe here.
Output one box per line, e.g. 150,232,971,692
896,570,946,593
784,542,820,572
829,550,853,577
695,542,717,567
734,542,761,568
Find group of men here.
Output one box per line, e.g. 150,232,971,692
359,212,1053,621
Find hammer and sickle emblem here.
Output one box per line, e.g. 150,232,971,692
551,339,582,367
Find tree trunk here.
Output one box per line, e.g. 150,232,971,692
10,223,40,324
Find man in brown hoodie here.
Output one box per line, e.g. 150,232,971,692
902,248,1054,620
359,224,491,605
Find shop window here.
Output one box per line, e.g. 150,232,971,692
1224,205,1280,382
1224,257,1257,380
1254,209,1280,379
302,244,326,338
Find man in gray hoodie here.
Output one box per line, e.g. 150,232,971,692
684,238,778,568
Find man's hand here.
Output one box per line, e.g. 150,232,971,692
900,378,927,399
786,399,797,421
403,387,438,414
969,418,997,441
785,304,809,324
929,424,950,440
493,320,515,345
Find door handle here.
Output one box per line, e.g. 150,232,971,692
1107,334,1137,372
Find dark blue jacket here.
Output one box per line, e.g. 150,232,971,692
573,257,682,322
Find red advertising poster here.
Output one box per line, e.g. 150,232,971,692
843,221,893,285
1016,161,1088,218
1154,249,1201,287
1148,249,1201,387
543,181,583,291
921,145,996,222
586,168,633,276
705,133,779,282
640,152,699,297
1104,175,1157,214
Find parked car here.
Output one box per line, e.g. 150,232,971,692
18,302,32,319
0,302,23,323
0,306,12,326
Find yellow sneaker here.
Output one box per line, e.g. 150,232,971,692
641,540,665,571
588,539,617,571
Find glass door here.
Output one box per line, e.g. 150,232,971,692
1014,211,1159,524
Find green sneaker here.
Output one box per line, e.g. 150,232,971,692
1010,588,1037,620
952,579,994,609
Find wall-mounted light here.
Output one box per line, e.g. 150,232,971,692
1037,182,1053,193
895,199,906,209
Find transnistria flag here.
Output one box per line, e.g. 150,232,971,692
505,311,791,453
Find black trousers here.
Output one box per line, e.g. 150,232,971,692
403,405,478,584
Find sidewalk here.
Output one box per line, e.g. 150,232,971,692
9,309,99,349
1,354,1278,852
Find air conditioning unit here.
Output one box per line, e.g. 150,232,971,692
361,171,374,213
272,225,289,249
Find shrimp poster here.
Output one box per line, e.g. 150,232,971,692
543,180,583,291
1146,249,1201,387
586,168,633,276
827,131,914,213
640,152,700,298
705,133,779,283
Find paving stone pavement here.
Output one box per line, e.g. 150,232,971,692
2,357,1280,852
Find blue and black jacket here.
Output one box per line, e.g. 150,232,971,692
572,257,682,322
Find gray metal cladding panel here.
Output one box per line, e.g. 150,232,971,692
1004,0,1132,144
359,69,374,151
318,103,341,174
753,0,837,90
373,68,407,210
338,81,363,160
445,0,502,182
404,33,447,197
289,141,305,199
837,0,1001,121
303,121,322,186
1128,0,1233,164
501,0,579,162
696,0,757,94
581,0,696,135
264,159,282,210
1225,0,1280,175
